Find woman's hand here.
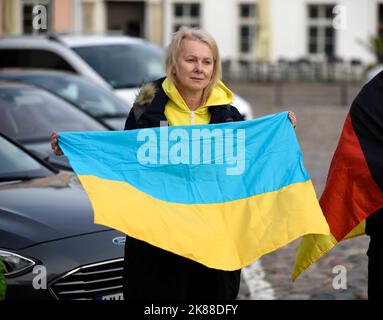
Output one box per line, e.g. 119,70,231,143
288,111,297,128
51,131,63,156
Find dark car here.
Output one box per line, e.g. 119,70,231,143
0,133,125,300
0,81,111,170
0,70,129,130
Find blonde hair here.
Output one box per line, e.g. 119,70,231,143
165,26,222,105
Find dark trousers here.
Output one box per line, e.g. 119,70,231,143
122,236,241,300
367,235,383,300
366,209,383,300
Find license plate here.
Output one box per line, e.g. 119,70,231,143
96,292,124,300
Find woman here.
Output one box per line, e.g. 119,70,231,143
51,26,296,300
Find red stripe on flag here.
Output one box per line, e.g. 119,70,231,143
320,113,383,241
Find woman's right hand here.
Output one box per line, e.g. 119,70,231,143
51,131,63,156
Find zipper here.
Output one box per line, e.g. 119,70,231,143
190,111,195,125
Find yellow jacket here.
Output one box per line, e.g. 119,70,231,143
162,78,234,126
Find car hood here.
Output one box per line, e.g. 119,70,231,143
232,94,253,120
0,172,109,250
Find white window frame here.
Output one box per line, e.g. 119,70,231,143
307,3,336,59
172,2,201,33
238,3,258,60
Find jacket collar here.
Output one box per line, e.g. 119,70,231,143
138,77,240,127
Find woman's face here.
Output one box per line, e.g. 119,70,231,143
174,38,214,95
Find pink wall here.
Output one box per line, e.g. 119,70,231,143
54,0,73,33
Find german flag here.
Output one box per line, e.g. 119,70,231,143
292,72,383,280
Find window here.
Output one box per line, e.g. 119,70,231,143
173,3,201,32
0,87,106,143
22,0,52,34
72,44,164,89
0,49,76,72
239,3,257,55
307,4,336,58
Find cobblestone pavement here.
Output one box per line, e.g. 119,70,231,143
228,81,370,300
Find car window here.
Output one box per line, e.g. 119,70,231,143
72,44,165,89
0,136,53,180
0,49,76,72
20,74,128,117
0,86,107,143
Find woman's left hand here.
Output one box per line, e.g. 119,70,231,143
288,111,297,128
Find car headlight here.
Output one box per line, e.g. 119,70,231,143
0,250,36,277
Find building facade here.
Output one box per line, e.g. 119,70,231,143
1,0,382,66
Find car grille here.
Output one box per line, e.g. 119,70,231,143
49,258,124,300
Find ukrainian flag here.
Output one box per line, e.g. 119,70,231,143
59,111,329,270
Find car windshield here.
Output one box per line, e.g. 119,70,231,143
0,136,53,181
16,73,129,117
0,86,107,143
72,43,165,89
